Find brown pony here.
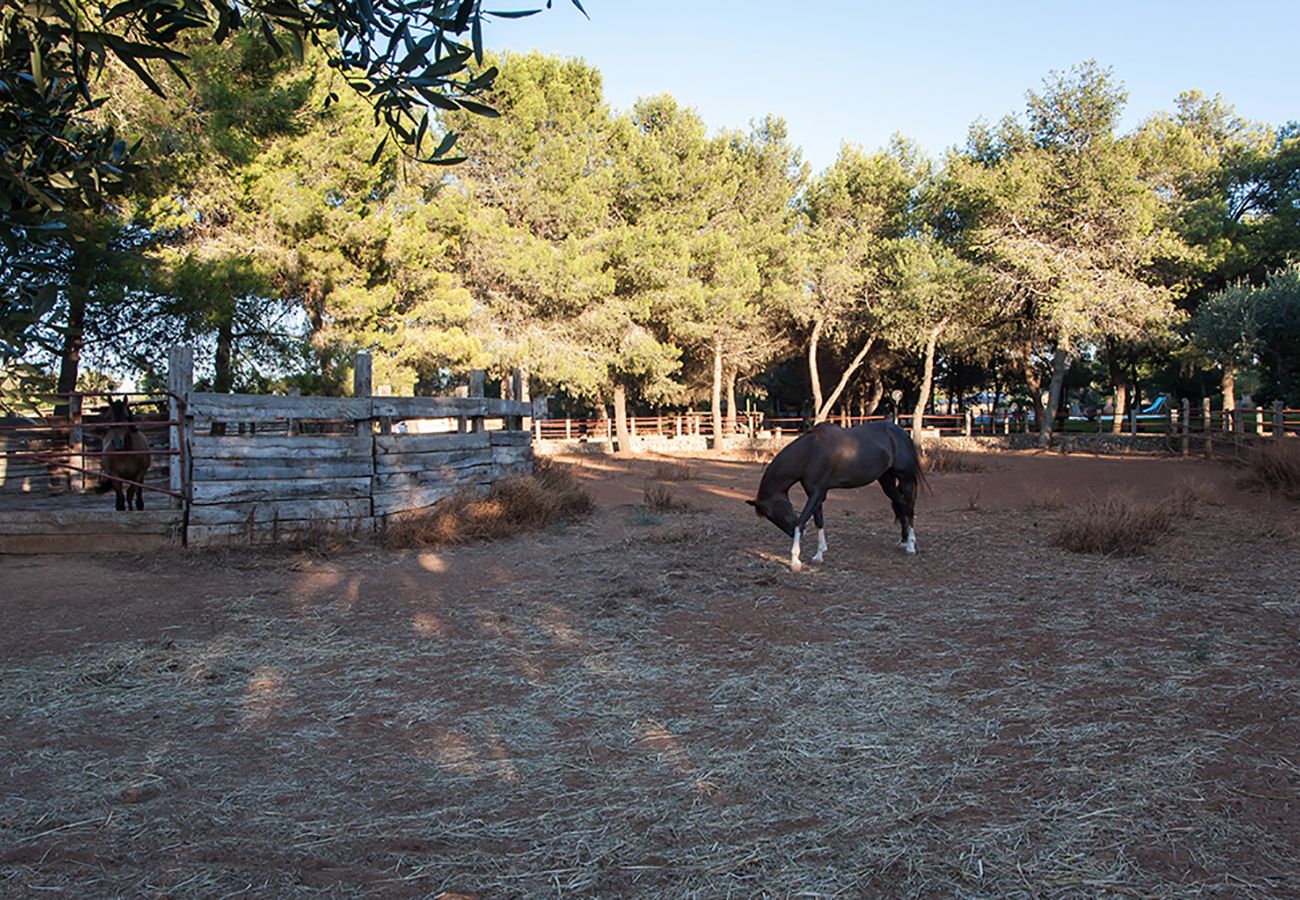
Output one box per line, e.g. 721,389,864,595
96,396,152,510
748,420,926,571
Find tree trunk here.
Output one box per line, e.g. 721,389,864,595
55,291,87,409
1221,364,1236,413
863,377,884,416
1021,348,1044,429
1106,339,1127,434
55,243,94,416
807,318,825,420
725,367,738,436
214,314,235,393
711,339,725,446
911,327,942,436
816,335,875,422
612,383,633,454
1039,343,1071,446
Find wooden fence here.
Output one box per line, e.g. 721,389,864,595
532,399,1300,445
179,349,535,546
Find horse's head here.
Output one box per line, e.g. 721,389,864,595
746,493,797,537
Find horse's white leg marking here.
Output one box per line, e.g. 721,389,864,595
904,526,916,555
790,527,802,572
812,527,827,562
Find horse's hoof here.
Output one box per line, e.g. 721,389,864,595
812,553,824,563
790,560,803,573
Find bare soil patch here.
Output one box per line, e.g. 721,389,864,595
1,450,1295,897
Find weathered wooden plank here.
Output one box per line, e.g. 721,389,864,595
374,432,490,454
491,445,532,465
373,483,475,516
187,517,376,547
372,463,505,493
191,476,372,505
0,531,180,553
190,392,372,422
371,396,530,419
190,459,375,481
187,497,373,525
489,430,532,447
190,434,373,460
372,448,494,476
0,510,182,535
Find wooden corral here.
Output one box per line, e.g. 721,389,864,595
0,348,536,551
181,350,535,546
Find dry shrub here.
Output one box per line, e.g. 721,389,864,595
1050,493,1188,556
383,460,593,548
643,482,695,513
1177,475,1224,507
1238,440,1300,499
920,445,986,474
1027,487,1066,510
651,460,695,481
281,518,364,556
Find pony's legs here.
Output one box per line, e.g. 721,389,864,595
113,485,126,512
132,484,145,511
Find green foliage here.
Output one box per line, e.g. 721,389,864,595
945,62,1182,349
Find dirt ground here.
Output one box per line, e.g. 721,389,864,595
1,448,1296,897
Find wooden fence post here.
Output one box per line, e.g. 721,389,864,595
66,392,83,492
168,344,193,508
353,351,372,435
1129,403,1138,436
565,418,572,440
1181,398,1190,457
1253,403,1264,437
508,368,527,432
1233,400,1244,435
963,409,973,437
287,387,301,436
1202,397,1212,458
375,384,393,435
467,369,486,433
1275,400,1285,439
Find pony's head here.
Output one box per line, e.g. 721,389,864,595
104,396,134,451
746,493,797,537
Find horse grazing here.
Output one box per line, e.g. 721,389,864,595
747,420,926,571
96,396,152,511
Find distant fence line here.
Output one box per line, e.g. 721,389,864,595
531,399,1300,444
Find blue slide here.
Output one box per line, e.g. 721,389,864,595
1140,396,1167,415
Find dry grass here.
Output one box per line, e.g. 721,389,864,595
1238,440,1300,499
3,494,1296,898
1050,493,1190,556
3,454,1297,898
650,460,695,482
921,445,987,473
642,482,695,514
382,459,593,548
1027,486,1067,510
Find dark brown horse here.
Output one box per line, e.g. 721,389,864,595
96,396,152,511
747,421,925,571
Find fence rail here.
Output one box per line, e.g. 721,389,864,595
0,390,184,500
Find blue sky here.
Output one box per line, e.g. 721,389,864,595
487,1,1298,172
